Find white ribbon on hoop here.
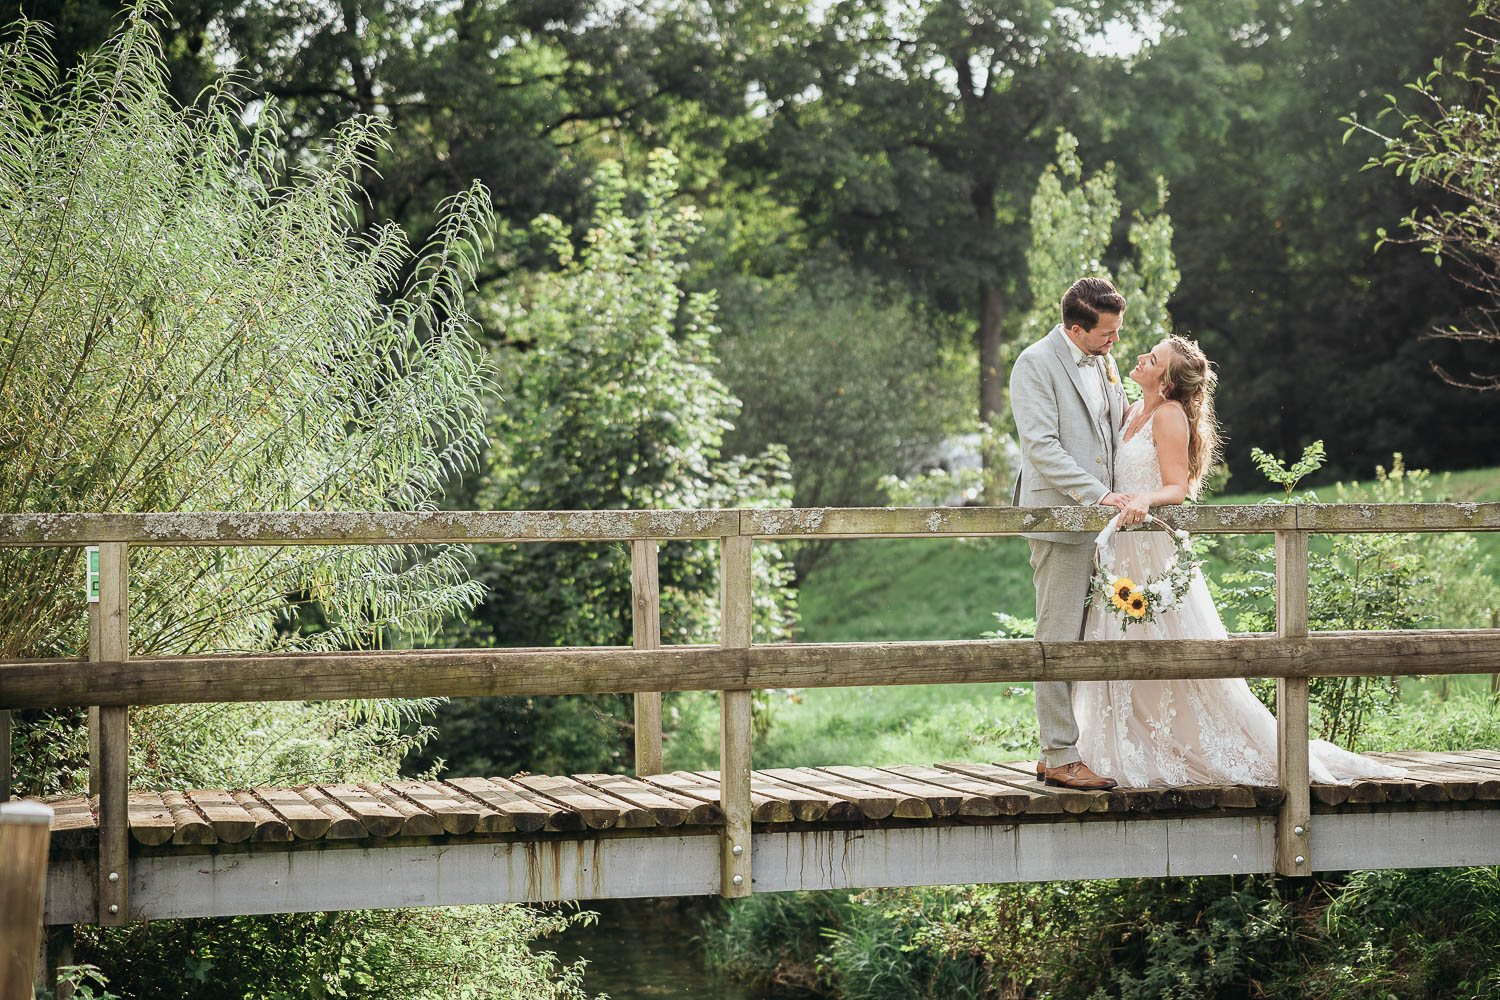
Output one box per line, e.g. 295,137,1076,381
1092,511,1178,579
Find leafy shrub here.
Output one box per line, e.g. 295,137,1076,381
1216,445,1498,746
1,3,491,795
702,890,853,993
67,905,595,1000
3,9,598,998
414,149,798,778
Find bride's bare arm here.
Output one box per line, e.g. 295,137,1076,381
1121,403,1190,523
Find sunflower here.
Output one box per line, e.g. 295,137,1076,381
1110,577,1136,609
1126,590,1149,618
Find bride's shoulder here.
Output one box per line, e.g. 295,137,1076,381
1153,400,1189,432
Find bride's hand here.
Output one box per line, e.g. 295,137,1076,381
1121,494,1152,526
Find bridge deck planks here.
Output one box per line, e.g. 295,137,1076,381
573,774,696,827
254,787,330,839
876,765,1009,816
185,790,257,843
359,783,444,837
1369,752,1500,799
34,752,1500,853
127,792,174,846
692,771,795,823
160,791,215,844
744,770,847,821
228,791,293,842
380,781,479,834
294,786,366,839
443,777,549,832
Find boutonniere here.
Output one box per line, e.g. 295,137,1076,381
1107,361,1120,384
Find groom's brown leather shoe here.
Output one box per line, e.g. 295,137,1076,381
1041,761,1118,790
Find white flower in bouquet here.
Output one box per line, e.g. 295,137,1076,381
1147,580,1175,610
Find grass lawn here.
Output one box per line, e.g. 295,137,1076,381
714,463,1500,771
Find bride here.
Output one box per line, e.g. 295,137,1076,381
1072,335,1404,787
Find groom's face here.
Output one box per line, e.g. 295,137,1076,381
1070,311,1123,356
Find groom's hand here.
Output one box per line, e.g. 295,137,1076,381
1100,492,1131,509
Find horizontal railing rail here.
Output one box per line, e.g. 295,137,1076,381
0,501,1496,546
3,501,1498,919
2,631,1498,709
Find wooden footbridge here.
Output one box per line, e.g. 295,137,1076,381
2,502,1500,930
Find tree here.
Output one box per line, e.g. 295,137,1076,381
1019,133,1178,370
729,0,1152,463
1103,0,1500,481
1,7,596,995
411,150,798,777
0,6,489,673
0,0,770,293
712,256,971,573
1347,0,1500,391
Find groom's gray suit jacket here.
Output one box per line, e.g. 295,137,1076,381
1009,325,1127,543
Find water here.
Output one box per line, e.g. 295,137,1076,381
549,897,766,999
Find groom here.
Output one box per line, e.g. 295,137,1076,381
1009,277,1129,790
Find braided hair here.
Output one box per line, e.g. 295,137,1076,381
1160,335,1222,500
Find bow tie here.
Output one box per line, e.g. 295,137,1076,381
1076,354,1101,369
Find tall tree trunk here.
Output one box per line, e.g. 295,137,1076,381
978,283,1006,424
972,169,1007,504
977,281,1007,505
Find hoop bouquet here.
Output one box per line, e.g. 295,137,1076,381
1089,513,1198,633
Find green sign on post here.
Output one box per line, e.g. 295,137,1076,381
86,545,100,603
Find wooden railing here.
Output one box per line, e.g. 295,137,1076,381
2,502,1499,920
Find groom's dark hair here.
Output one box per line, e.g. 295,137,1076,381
1061,277,1126,331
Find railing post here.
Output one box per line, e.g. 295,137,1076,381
93,542,129,925
1,800,54,1000
88,616,100,797
631,539,663,776
1275,527,1311,877
718,534,753,899
1,710,10,802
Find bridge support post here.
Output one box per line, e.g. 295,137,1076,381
718,535,753,898
1,800,53,1000
93,542,130,925
1274,528,1311,877
1,709,10,802
631,539,663,776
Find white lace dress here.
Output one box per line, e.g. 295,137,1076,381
1073,406,1405,787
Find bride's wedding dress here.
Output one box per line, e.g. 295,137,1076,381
1074,407,1405,787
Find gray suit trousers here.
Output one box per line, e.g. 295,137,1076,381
1028,537,1094,768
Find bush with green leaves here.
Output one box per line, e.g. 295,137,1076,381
712,256,971,570
3,8,597,997
64,904,595,1000
0,3,494,795
415,150,798,778
707,865,1500,1000
1216,444,1498,746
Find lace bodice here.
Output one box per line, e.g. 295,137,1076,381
1070,400,1406,788
1115,404,1163,495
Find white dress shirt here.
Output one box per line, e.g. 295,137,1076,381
1062,333,1109,425
1062,333,1112,504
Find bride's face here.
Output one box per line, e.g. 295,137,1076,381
1129,342,1173,394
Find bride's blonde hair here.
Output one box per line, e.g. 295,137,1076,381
1160,335,1222,500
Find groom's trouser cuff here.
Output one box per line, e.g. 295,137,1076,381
1040,746,1084,769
